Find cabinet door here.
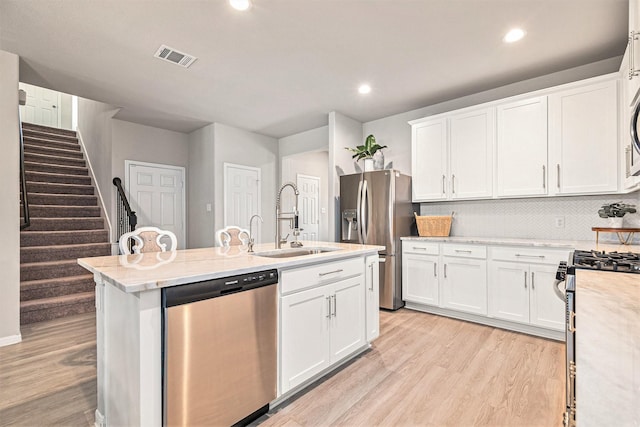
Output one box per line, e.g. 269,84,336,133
549,80,618,195
330,276,366,363
449,108,494,199
529,264,565,331
629,0,640,106
280,286,331,393
488,261,530,324
365,255,380,342
496,97,548,197
402,252,439,306
441,256,487,315
412,119,448,201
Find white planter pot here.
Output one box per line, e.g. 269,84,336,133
363,158,374,171
606,217,624,228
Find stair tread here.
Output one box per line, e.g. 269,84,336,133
24,161,87,170
21,292,94,310
23,135,79,145
25,152,86,163
21,259,79,268
25,192,96,199
22,123,77,136
21,229,106,235
26,181,93,188
22,242,110,250
21,274,95,286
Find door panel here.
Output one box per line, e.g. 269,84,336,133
297,174,320,241
402,253,439,306
224,164,261,241
529,264,565,331
330,276,365,362
488,261,529,323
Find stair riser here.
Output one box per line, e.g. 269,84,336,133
27,205,101,218
22,123,77,137
23,137,80,152
21,245,110,263
25,153,86,168
24,144,84,159
21,231,109,246
25,162,88,176
21,280,95,301
20,301,94,325
28,194,98,207
21,263,88,281
26,182,94,195
23,218,105,231
22,129,78,143
26,172,91,185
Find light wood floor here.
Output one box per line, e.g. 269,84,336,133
0,309,565,427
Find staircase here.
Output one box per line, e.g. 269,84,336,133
20,122,110,325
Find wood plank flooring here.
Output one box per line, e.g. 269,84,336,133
0,309,565,426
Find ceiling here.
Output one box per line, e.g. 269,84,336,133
0,0,629,138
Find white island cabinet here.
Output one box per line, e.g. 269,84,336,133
78,242,381,427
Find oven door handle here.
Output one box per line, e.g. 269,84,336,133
553,279,566,302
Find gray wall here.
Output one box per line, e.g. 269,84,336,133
187,124,215,248
0,50,21,345
279,126,328,158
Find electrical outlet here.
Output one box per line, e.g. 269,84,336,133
554,216,565,228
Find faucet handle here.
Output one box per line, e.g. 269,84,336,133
279,233,290,244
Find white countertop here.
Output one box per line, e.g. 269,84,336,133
576,270,640,427
400,235,640,252
78,241,383,293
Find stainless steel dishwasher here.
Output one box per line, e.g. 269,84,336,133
162,269,278,426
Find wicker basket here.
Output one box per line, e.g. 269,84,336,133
414,212,453,237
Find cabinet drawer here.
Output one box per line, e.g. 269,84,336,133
280,257,363,295
490,246,570,265
403,241,439,255
442,244,486,259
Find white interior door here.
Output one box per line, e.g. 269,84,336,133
224,163,261,242
126,161,186,249
297,174,320,241
19,83,61,127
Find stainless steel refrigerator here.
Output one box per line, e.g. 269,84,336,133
340,170,413,310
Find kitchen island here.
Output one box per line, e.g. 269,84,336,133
78,241,383,427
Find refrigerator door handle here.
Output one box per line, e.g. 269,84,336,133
362,179,372,243
356,180,363,243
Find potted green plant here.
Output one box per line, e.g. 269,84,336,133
598,202,636,228
345,134,387,171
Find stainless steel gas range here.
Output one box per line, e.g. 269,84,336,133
554,250,640,427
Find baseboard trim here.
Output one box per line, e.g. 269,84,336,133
0,333,22,347
404,302,565,341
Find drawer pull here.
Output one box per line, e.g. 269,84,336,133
433,263,437,277
413,247,428,250
319,269,344,277
524,271,527,289
515,254,545,259
326,296,331,319
454,249,472,254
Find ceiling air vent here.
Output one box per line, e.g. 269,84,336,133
154,45,197,68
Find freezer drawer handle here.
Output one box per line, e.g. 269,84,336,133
319,269,344,277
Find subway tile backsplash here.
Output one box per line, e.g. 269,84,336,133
420,193,640,243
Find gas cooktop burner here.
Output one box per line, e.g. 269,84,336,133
573,250,640,273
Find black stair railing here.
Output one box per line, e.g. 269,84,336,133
19,107,30,230
113,177,137,247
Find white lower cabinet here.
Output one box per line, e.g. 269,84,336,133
365,254,380,342
441,255,487,315
402,242,439,306
280,259,366,395
488,248,568,332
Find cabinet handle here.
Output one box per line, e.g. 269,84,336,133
542,165,546,189
369,262,374,291
326,296,331,319
444,264,447,278
531,272,535,289
332,294,337,317
556,164,560,189
319,269,343,277
515,254,545,259
626,146,632,178
630,31,640,80
454,249,472,254
434,262,437,277
413,247,427,251
524,271,527,288
451,174,456,194
442,175,446,194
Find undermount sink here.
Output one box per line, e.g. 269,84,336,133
252,247,339,258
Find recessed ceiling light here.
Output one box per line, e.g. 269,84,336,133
358,84,371,95
229,0,252,11
503,28,526,43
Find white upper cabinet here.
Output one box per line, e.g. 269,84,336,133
548,80,618,195
496,97,548,197
412,118,447,201
449,108,494,199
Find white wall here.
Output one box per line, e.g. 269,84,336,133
213,123,278,245
0,50,21,346
328,111,362,241
77,97,119,236
279,126,328,158
187,124,216,248
362,57,623,176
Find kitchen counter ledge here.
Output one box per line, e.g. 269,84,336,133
78,241,383,293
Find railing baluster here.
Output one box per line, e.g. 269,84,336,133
19,108,30,230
